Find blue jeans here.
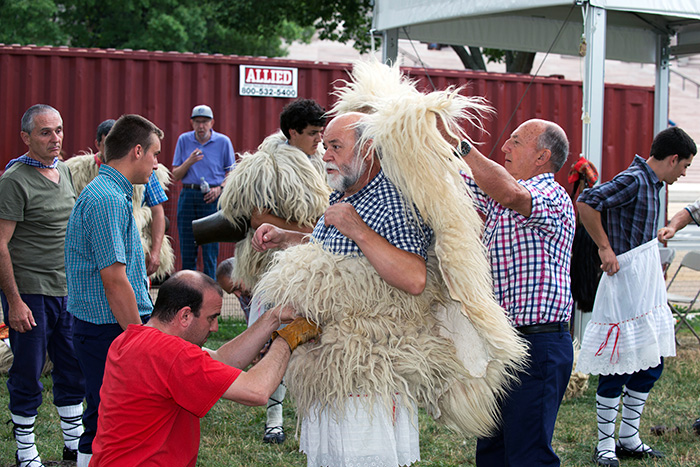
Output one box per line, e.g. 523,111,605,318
1,293,84,417
176,188,219,278
476,330,574,467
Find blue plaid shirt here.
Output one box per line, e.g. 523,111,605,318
578,155,663,255
311,170,433,259
65,165,153,324
143,171,168,207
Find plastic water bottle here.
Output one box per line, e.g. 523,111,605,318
199,177,210,194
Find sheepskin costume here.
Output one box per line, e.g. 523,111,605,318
255,60,529,442
64,153,175,280
218,131,330,292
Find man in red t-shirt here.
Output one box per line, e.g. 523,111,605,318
91,270,319,466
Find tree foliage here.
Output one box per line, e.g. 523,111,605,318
0,1,534,74
0,0,373,57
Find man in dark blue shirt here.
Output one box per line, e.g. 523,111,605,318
577,127,696,466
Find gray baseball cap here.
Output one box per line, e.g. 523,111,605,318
191,105,214,119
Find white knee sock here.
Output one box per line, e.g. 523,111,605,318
266,383,286,431
77,451,92,467
56,404,84,451
11,414,43,467
618,388,651,452
595,394,619,460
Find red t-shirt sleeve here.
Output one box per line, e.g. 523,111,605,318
166,345,241,418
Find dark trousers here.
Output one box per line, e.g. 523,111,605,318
1,293,84,417
597,360,664,398
176,188,219,278
72,318,123,455
476,330,574,467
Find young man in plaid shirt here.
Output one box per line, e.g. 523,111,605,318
577,127,696,466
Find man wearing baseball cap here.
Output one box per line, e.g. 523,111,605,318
172,105,235,278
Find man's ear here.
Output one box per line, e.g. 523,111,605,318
669,154,680,166
536,148,552,167
132,143,144,160
20,131,31,147
176,306,193,327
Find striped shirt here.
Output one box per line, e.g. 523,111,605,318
311,170,433,259
577,155,663,255
465,173,575,326
65,165,153,324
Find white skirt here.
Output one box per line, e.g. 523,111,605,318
299,396,420,467
577,239,676,375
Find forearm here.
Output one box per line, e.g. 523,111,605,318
463,146,532,216
251,209,315,233
669,209,692,233
221,339,291,406
100,265,143,330
355,228,427,295
210,309,282,368
576,202,612,251
0,246,20,304
149,204,166,255
171,163,191,181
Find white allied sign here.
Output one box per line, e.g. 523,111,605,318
239,65,298,98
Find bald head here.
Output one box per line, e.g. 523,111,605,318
152,270,222,323
529,119,569,172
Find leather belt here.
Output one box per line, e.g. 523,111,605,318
182,184,220,190
517,322,569,335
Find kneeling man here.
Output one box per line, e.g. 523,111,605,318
90,270,319,466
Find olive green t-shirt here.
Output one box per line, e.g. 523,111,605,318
0,161,75,295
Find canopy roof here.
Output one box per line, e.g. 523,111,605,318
373,0,700,63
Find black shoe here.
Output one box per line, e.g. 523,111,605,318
63,446,78,461
263,426,286,444
693,417,700,436
593,447,619,466
616,443,664,459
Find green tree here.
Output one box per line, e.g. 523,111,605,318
0,0,66,45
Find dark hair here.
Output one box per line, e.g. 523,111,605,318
21,104,61,134
216,257,236,280
650,127,696,161
537,122,569,172
280,99,326,139
104,114,164,162
152,271,222,322
96,119,116,144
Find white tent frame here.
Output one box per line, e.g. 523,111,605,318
374,0,700,225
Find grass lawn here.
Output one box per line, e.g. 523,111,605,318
1,318,699,466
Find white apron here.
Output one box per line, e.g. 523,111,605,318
577,239,676,375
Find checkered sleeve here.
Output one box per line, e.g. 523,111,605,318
685,199,700,225
460,171,489,214
577,173,639,211
143,172,168,207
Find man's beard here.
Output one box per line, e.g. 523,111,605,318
326,155,366,192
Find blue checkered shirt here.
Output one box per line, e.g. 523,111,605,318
65,165,153,324
577,155,663,255
311,170,433,259
143,171,168,207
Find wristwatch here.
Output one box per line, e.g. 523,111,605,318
460,140,472,157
